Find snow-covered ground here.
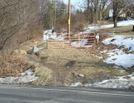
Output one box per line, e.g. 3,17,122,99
0,69,38,84
102,36,134,68
87,19,134,32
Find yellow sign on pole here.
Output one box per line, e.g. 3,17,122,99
68,0,71,40
68,18,70,25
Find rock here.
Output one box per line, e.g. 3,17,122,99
32,45,44,53
78,74,85,78
65,61,76,68
72,72,85,78
72,72,79,77
27,49,33,54
33,45,39,53
27,45,44,54
14,49,27,55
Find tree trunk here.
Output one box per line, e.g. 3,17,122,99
113,15,117,28
99,11,103,21
90,9,93,23
113,0,118,28
133,25,134,31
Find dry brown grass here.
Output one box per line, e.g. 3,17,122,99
32,66,54,86
105,25,134,36
30,46,125,85
0,53,27,77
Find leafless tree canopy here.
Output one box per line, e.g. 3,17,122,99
84,0,133,26
112,0,131,27
128,0,134,14
0,0,49,57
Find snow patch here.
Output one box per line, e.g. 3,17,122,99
69,72,134,89
102,36,134,68
104,54,134,68
87,20,134,32
0,69,38,84
103,36,134,52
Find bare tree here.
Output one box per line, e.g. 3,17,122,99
88,0,99,23
128,0,134,17
98,0,111,21
85,0,110,23
0,0,49,58
128,0,134,31
112,0,130,27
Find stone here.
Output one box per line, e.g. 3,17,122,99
27,49,33,54
72,72,85,78
14,49,27,55
78,74,85,78
32,45,43,53
33,45,39,53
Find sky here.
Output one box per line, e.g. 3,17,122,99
62,0,84,9
63,0,81,5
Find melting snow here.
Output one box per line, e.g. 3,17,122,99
103,36,134,52
104,54,134,68
0,69,38,84
102,36,134,68
91,72,134,89
87,20,134,31
69,72,134,89
71,39,91,47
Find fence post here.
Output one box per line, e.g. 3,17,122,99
133,25,134,31
62,33,64,48
78,33,80,47
46,33,48,49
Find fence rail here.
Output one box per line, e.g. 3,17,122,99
45,32,97,49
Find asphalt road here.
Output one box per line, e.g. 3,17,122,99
0,85,134,103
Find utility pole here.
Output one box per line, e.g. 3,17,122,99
67,0,71,40
54,0,57,27
51,0,56,27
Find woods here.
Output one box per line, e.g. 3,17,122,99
112,0,131,27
